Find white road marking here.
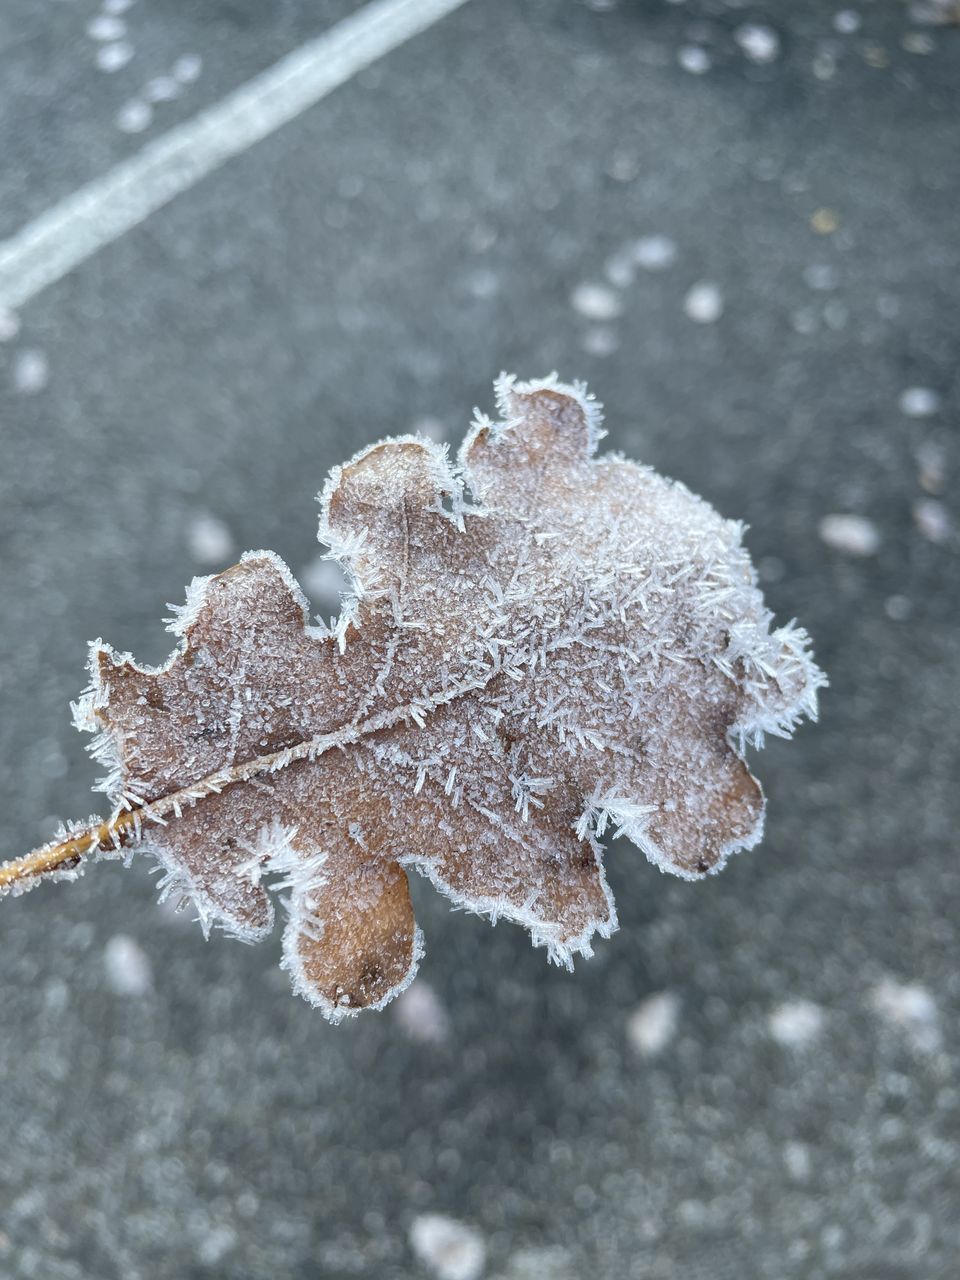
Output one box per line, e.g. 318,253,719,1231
0,0,471,312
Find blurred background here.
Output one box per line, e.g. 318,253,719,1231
1,1,958,1277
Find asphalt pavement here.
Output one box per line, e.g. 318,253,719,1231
0,1,958,1278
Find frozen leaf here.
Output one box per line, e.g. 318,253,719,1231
1,375,824,1022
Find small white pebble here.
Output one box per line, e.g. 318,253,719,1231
13,349,49,395
783,1140,813,1182
581,326,620,358
570,281,623,321
633,234,677,270
870,979,941,1053
913,498,952,544
410,415,447,443
606,151,640,183
916,440,946,494
116,99,152,133
833,9,862,34
87,15,126,40
683,282,724,324
626,991,680,1058
501,1247,576,1280
898,386,940,418
464,267,499,300
902,31,935,54
44,978,70,1013
735,23,780,64
678,45,711,75
803,263,839,290
812,49,838,80
818,513,881,557
393,981,450,1044
768,999,825,1048
822,299,848,331
186,512,234,565
822,1224,845,1251
884,594,912,621
173,53,203,84
198,1226,237,1266
103,934,153,997
603,250,635,289
791,307,819,335
410,1215,485,1280
0,307,20,342
758,555,785,583
97,41,134,72
301,555,349,611
145,75,180,103
908,0,952,25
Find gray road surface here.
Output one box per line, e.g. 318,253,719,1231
1,2,958,1278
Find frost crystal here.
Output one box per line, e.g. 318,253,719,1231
53,375,822,1021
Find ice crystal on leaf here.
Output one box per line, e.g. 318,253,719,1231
3,376,824,1022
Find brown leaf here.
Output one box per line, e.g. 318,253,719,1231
5,375,824,1022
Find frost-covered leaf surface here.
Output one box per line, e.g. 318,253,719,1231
64,375,822,1021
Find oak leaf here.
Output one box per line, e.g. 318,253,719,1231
2,375,824,1022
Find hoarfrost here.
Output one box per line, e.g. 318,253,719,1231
36,375,822,1021
410,1215,485,1280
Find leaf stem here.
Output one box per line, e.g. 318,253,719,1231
0,810,138,895
2,677,491,898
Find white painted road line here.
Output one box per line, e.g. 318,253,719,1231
0,0,471,313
